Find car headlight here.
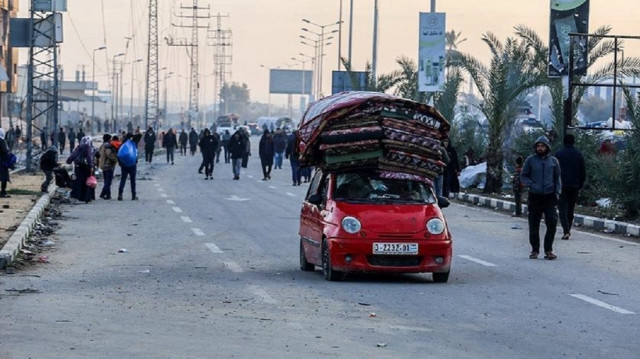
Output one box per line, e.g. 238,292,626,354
426,218,445,235
342,216,362,234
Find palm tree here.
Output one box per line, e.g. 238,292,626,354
446,29,467,51
453,33,546,193
340,58,401,93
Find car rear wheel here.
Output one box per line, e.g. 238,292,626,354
299,239,315,272
322,239,342,281
432,271,450,283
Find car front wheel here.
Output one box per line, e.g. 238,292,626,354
322,239,342,281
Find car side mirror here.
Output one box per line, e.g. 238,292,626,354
308,193,323,206
437,196,450,209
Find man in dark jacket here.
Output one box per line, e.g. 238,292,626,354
227,131,246,180
57,127,66,155
179,129,188,156
144,126,156,163
68,128,76,153
163,128,178,164
521,135,562,260
188,128,199,156
40,145,59,193
555,133,586,240
198,128,219,180
258,130,275,180
272,128,287,169
285,130,301,186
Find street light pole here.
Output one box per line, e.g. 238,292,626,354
302,19,340,98
92,46,106,135
111,53,125,132
129,59,143,129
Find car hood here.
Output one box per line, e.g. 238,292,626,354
334,201,439,234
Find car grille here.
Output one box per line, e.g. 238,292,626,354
367,255,423,267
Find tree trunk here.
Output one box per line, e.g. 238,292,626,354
483,142,504,193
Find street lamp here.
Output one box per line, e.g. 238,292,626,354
128,59,144,129
91,46,106,135
162,71,173,131
111,53,125,132
291,57,310,115
301,19,341,97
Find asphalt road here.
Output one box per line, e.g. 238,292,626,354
1,137,639,359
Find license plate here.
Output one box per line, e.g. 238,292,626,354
372,243,418,255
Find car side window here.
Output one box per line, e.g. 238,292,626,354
306,169,323,200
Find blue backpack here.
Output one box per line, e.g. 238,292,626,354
117,140,138,167
2,153,17,169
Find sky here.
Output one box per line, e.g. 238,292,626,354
16,0,640,112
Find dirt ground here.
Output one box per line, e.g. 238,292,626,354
0,171,44,248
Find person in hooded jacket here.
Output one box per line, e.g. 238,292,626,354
163,128,178,164
198,128,219,180
258,130,275,180
227,130,246,180
520,135,562,260
189,128,199,156
98,134,119,199
40,145,59,193
179,129,188,156
66,136,95,203
144,126,156,163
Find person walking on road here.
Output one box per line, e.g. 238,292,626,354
285,130,301,186
163,128,177,165
66,136,95,203
68,128,76,153
179,129,188,156
555,133,586,240
228,130,246,180
198,128,219,180
98,134,118,200
520,135,562,260
258,129,275,180
272,128,287,169
57,127,66,155
117,133,139,201
144,126,156,163
222,130,231,163
189,128,199,156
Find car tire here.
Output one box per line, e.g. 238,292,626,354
322,239,342,281
432,271,450,283
300,239,315,272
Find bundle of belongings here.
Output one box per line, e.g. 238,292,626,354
53,167,73,189
297,91,450,186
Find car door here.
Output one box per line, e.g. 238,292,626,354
300,169,326,263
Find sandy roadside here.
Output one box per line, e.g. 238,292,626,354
0,171,44,248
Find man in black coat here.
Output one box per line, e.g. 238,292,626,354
198,128,219,180
163,128,178,164
68,128,76,153
57,127,66,155
144,126,156,163
555,133,586,240
188,128,199,156
227,131,246,180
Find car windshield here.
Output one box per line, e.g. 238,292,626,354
333,171,436,204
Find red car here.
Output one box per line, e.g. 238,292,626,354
298,168,453,282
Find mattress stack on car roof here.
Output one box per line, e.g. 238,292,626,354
297,91,450,185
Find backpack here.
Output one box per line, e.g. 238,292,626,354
2,153,17,170
117,140,138,167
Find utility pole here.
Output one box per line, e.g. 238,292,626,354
168,0,210,130
207,13,232,127
145,0,160,132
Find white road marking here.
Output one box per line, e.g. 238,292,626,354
227,195,250,201
172,207,183,213
181,216,193,223
458,255,497,267
154,183,160,187
166,200,175,205
157,188,164,192
584,233,639,246
286,192,296,197
224,261,244,273
205,243,223,253
161,194,168,198
192,228,205,236
269,186,277,189
570,294,635,314
248,285,277,304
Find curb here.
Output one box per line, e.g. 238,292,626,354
0,172,54,269
453,192,640,237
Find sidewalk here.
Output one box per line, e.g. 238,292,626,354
452,192,640,237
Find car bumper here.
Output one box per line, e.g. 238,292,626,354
327,237,452,274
